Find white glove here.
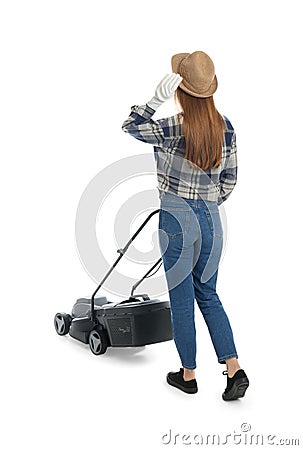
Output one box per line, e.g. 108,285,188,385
147,73,183,110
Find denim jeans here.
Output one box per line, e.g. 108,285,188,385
158,191,238,369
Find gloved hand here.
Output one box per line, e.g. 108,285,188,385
147,73,183,110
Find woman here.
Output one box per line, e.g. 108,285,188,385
122,51,249,400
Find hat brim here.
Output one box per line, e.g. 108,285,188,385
179,75,218,98
171,52,218,98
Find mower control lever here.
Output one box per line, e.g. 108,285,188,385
115,294,150,306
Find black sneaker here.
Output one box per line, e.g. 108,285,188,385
167,368,198,394
222,369,249,401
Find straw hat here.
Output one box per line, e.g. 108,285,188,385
171,50,217,98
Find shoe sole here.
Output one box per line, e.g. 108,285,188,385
167,375,198,394
222,377,249,401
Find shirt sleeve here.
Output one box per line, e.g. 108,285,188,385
218,132,238,205
122,104,166,147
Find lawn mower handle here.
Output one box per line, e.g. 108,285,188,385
90,208,160,322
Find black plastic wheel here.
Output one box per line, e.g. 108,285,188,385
54,313,72,336
88,326,109,355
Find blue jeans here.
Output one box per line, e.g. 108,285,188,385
158,191,238,370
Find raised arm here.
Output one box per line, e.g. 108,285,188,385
122,73,182,146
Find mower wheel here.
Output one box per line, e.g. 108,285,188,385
54,313,72,336
88,326,109,355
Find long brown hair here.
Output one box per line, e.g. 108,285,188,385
175,87,226,170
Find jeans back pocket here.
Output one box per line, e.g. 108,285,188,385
204,209,223,239
159,206,190,238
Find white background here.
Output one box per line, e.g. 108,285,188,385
1,0,303,449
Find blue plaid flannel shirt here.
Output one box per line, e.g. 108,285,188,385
122,104,237,205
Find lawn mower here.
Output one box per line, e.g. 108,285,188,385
54,209,172,355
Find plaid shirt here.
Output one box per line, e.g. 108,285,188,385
122,104,237,205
